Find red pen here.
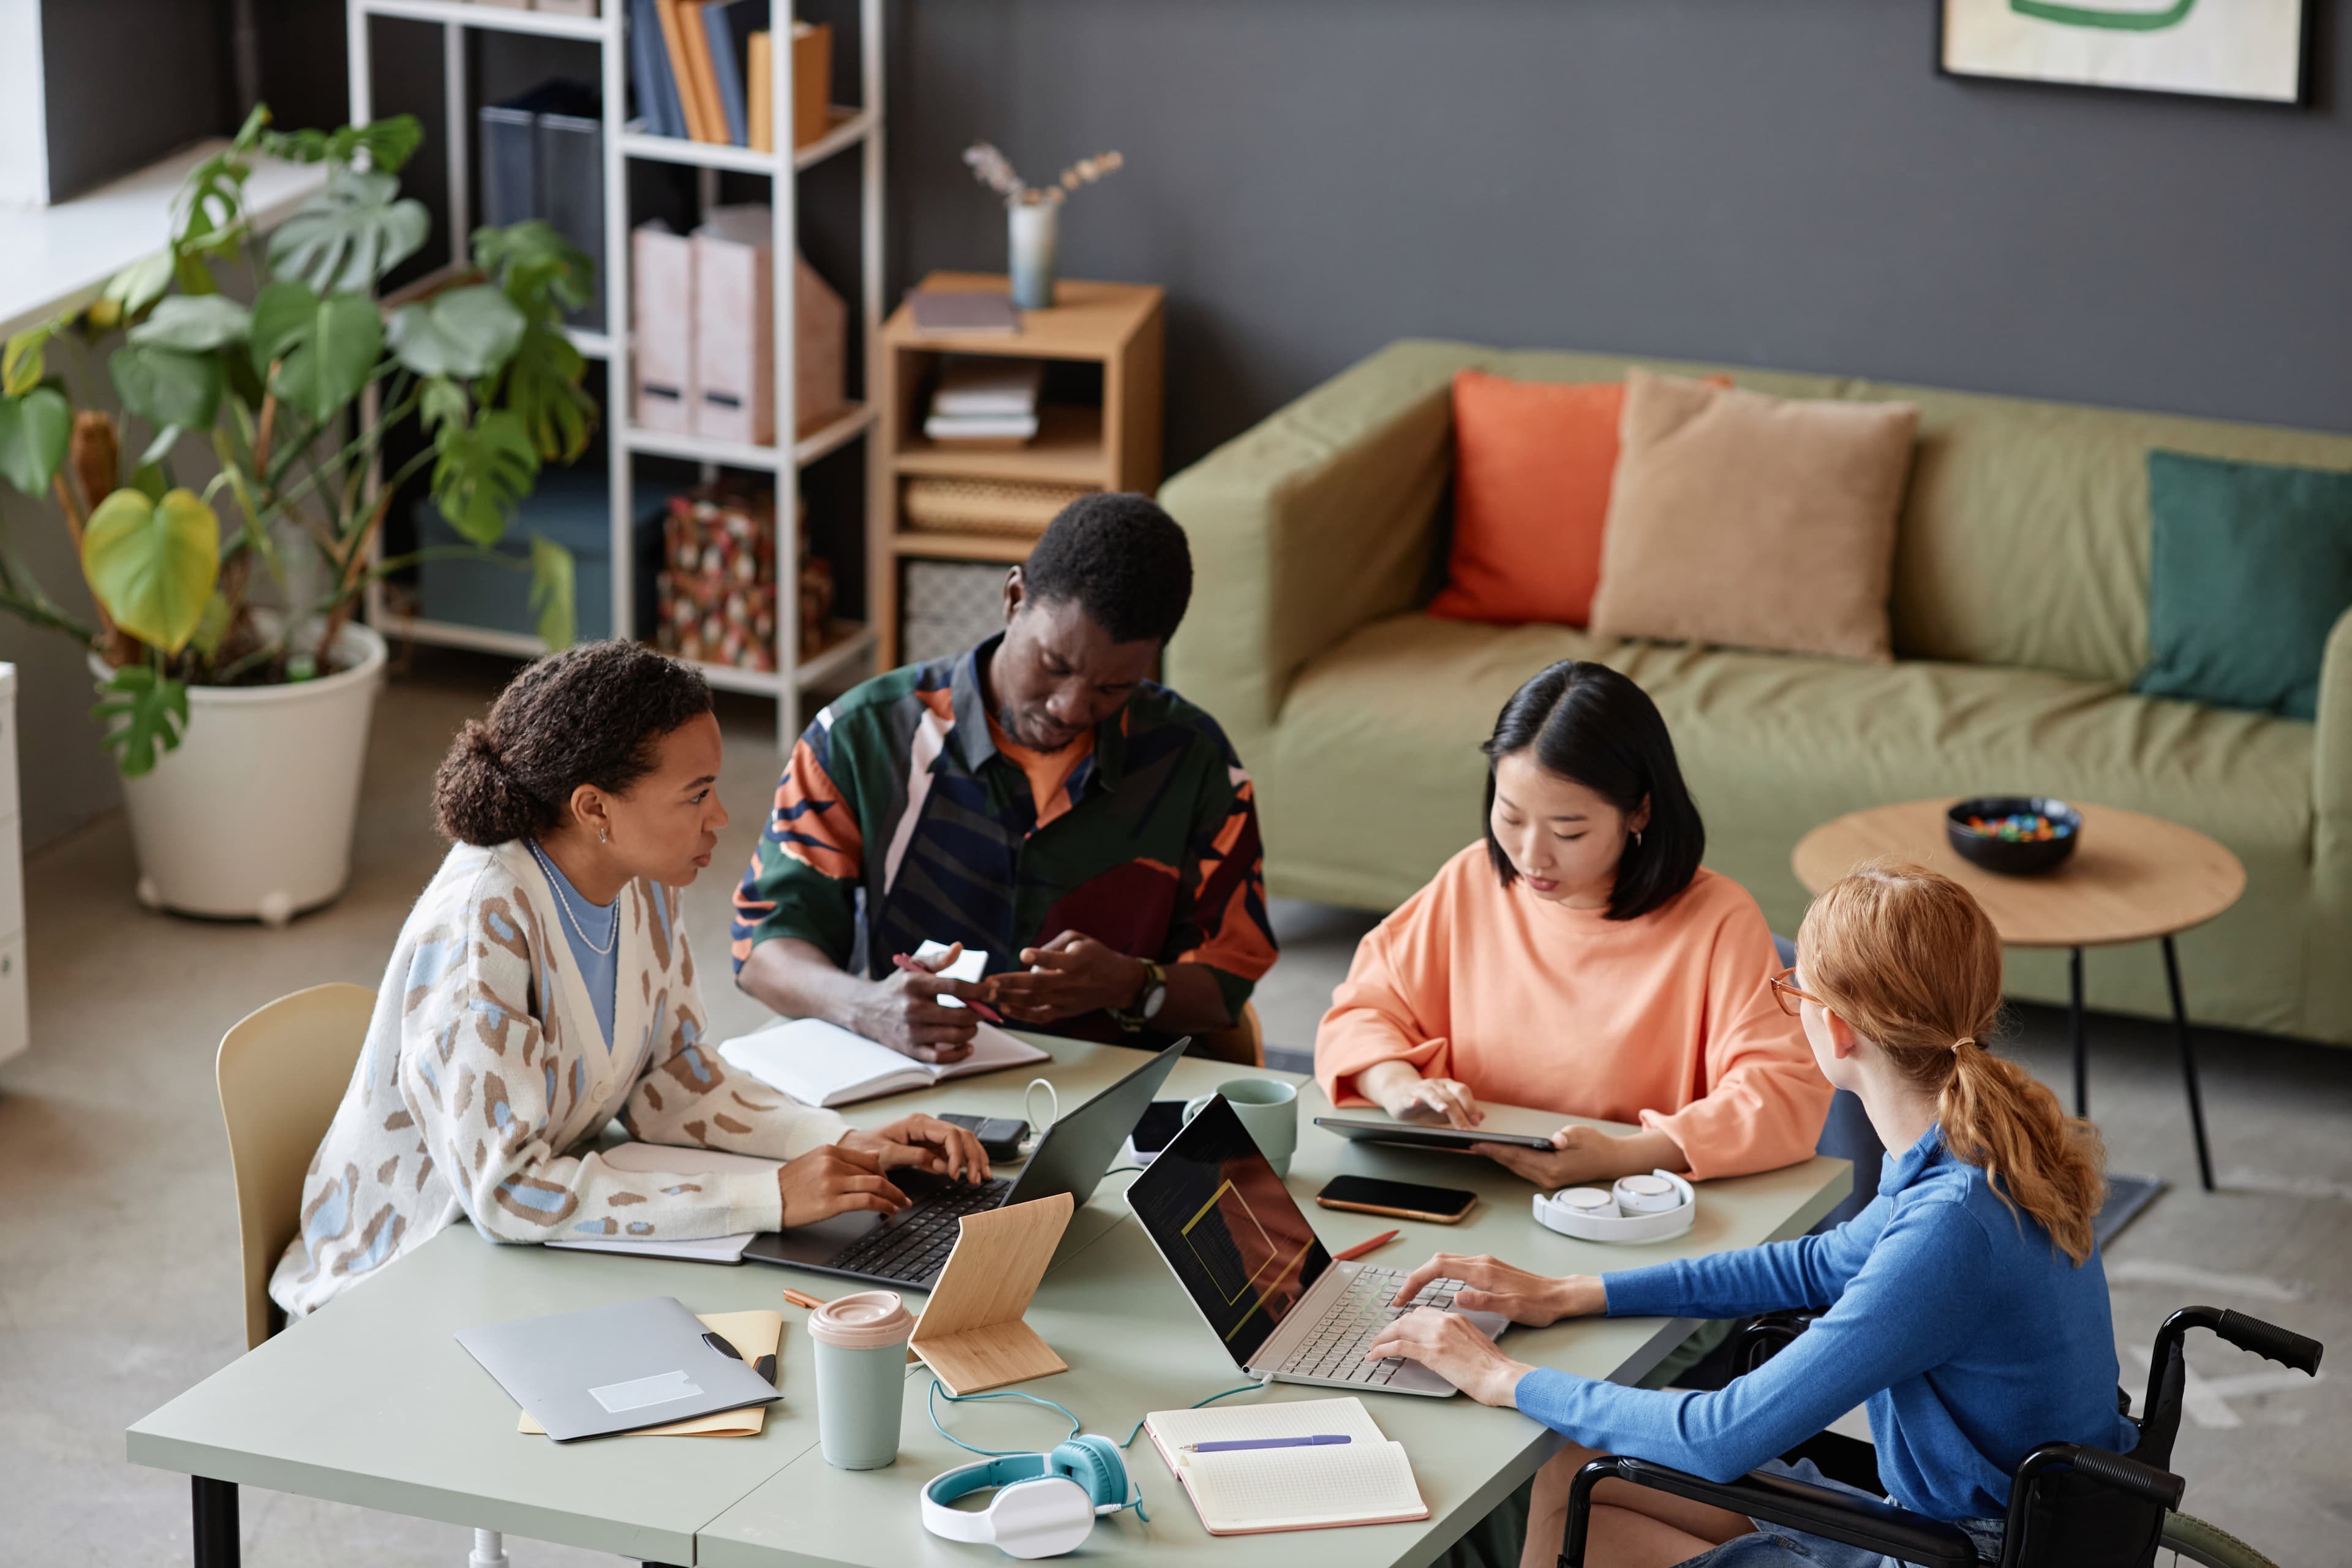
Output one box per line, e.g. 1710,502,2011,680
1333,1229,1401,1262
891,951,1006,1023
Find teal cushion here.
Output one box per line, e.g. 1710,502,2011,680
2132,450,2352,721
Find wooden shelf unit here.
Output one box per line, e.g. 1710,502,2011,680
873,273,1164,665
349,0,888,745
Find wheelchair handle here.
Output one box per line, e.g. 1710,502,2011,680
2015,1442,2184,1510
2214,1308,2323,1376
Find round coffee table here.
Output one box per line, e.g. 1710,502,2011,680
1792,800,2245,1191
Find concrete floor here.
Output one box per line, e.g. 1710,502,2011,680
2,652,2343,1566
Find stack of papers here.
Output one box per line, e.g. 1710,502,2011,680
925,356,1042,443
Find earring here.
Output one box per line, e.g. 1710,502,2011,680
598,827,608,845
1633,830,1643,848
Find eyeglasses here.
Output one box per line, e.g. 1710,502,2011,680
1769,967,1826,1017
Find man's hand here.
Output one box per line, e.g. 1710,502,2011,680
1362,1307,1533,1408
850,942,993,1062
1388,1253,1602,1326
840,1114,993,1185
989,930,1147,1026
775,1142,909,1228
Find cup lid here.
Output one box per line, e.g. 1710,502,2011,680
807,1289,915,1349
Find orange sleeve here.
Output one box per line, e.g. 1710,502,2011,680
1641,894,1834,1180
1313,875,1456,1107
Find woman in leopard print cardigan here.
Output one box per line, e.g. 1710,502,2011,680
272,644,987,1317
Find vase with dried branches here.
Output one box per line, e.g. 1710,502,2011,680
962,143,1124,309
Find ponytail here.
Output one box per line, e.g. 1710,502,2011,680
431,641,715,847
1798,860,2107,1264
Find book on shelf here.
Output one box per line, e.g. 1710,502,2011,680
922,412,1039,447
745,21,832,153
932,356,1044,420
630,0,687,137
907,288,1019,335
703,0,766,147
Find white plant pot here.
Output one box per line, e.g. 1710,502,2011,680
91,623,388,926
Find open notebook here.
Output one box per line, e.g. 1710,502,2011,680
717,1016,1049,1109
1144,1396,1427,1535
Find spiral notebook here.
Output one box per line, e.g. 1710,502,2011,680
1143,1396,1427,1535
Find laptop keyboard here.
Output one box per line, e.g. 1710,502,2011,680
1279,1265,1468,1385
825,1172,1013,1285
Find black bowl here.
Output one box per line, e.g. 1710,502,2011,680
1946,796,2081,876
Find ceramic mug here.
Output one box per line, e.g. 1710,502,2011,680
1183,1078,1300,1177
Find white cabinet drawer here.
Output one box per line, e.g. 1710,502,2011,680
0,928,25,1066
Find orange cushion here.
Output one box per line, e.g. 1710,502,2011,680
1429,370,1622,627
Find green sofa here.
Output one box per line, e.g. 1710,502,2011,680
1161,340,2352,1045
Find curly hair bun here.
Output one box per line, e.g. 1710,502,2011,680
431,641,715,847
434,720,554,845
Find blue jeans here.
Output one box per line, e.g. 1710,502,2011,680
1673,1458,2004,1568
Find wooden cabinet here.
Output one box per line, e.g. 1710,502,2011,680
872,273,1164,665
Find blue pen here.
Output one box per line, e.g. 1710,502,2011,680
1186,1434,1352,1453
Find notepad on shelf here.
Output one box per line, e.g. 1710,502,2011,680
546,1142,782,1262
718,1016,1049,1108
1144,1396,1427,1535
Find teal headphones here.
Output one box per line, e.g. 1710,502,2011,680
921,1385,1143,1559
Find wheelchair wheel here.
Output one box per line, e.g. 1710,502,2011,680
2158,1511,2278,1568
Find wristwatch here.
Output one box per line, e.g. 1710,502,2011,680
1112,959,1168,1033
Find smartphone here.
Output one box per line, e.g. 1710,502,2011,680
1120,1100,1188,1167
1314,1174,1479,1225
939,1113,1028,1161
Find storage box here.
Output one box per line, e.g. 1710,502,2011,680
902,559,1009,664
689,206,847,447
415,470,665,643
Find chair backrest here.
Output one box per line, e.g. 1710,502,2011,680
1199,1000,1267,1067
216,982,375,1349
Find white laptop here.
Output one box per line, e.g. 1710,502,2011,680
1125,1095,1508,1397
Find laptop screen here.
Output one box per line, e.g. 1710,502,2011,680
1126,1095,1331,1368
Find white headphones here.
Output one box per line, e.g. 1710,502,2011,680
919,1381,1143,1559
1532,1169,1698,1243
922,1436,1138,1559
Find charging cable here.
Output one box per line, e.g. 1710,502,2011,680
1019,1078,1060,1159
1117,1373,1274,1450
928,1378,1150,1522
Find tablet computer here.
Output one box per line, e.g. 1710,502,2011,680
1312,1115,1559,1152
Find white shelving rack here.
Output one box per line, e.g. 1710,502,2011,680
348,0,885,744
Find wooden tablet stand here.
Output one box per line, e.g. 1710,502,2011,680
909,1191,1073,1394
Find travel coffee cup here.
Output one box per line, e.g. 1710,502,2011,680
807,1289,915,1468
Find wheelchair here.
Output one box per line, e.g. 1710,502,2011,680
1560,1304,2323,1568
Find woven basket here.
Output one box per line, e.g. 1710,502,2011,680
902,477,1094,536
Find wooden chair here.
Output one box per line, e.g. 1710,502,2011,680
216,982,374,1351
1198,1000,1266,1066
216,983,515,1568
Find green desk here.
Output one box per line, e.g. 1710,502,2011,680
128,1038,1849,1568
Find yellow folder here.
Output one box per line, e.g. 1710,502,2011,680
518,1309,784,1439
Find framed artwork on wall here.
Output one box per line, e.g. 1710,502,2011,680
1939,0,2310,105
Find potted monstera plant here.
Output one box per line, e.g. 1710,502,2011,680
0,108,592,923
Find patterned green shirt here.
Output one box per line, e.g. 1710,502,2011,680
731,636,1276,1033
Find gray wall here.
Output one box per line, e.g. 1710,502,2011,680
42,0,229,202
888,0,2349,472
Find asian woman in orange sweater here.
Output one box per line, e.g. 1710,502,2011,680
1314,661,1830,1188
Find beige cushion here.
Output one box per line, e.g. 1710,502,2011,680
1589,368,1918,662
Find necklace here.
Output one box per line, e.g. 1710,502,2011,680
527,839,619,956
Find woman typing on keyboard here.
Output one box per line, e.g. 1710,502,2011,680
270,644,989,1317
1363,864,2131,1568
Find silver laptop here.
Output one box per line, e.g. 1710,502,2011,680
1126,1095,1509,1397
454,1295,780,1441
